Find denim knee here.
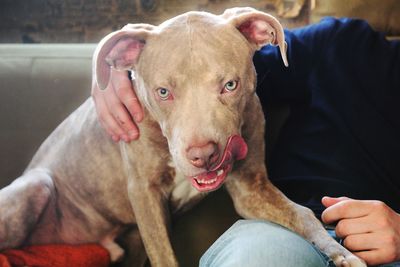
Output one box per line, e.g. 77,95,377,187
200,219,333,267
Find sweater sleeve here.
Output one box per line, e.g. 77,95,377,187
321,18,400,130
254,17,400,119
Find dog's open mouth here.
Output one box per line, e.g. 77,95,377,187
189,135,248,192
191,164,232,192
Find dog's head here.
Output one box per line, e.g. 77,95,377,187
94,7,287,192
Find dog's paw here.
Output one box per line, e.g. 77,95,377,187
100,237,125,263
109,245,125,262
332,254,367,267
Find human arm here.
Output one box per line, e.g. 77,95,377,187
91,68,143,142
314,21,400,265
321,196,400,266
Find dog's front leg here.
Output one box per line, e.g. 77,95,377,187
126,178,177,267
225,168,365,267
121,143,178,267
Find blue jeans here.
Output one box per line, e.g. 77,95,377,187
199,220,400,267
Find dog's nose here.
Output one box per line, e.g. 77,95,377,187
187,142,219,169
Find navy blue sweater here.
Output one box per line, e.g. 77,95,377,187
254,18,400,217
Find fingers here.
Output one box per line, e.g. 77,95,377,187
322,198,400,265
92,81,125,142
112,70,144,123
103,84,138,141
341,225,400,266
340,226,399,265
321,196,351,208
354,250,383,266
321,198,373,224
343,233,378,251
92,69,143,142
334,216,373,238
355,248,397,266
353,230,400,265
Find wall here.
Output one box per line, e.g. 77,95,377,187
0,0,310,43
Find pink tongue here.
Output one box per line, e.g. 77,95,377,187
210,135,248,171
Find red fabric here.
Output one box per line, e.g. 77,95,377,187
0,244,110,267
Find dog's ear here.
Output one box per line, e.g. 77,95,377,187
222,7,288,67
93,24,155,90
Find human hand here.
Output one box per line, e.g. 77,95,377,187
321,196,400,266
91,68,143,142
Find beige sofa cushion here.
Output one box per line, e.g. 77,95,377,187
0,44,94,188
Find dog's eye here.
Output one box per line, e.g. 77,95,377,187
156,87,172,101
223,80,238,92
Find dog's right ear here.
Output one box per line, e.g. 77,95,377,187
222,7,288,67
93,24,155,90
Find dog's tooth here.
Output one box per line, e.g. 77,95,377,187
217,169,224,176
196,177,219,185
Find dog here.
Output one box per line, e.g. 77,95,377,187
0,7,365,267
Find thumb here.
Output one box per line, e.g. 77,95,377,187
321,196,351,208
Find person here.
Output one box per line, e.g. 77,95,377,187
91,17,400,266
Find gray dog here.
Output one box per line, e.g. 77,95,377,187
0,7,365,267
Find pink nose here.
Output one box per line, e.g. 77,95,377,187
186,142,219,169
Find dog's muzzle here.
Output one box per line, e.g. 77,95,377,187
189,135,248,192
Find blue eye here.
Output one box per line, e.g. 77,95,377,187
157,87,171,100
224,80,238,92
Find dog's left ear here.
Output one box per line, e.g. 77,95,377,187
222,7,288,67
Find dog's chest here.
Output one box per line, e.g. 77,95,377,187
168,164,206,214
